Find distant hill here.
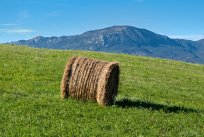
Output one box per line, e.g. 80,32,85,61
9,25,204,64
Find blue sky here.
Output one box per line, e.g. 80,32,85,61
0,0,204,42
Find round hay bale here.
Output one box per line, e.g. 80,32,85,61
61,57,119,106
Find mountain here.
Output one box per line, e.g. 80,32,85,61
195,39,204,63
9,25,204,64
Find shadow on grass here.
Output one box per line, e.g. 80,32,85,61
115,98,202,113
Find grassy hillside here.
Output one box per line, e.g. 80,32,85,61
0,44,204,136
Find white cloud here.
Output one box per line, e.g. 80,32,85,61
169,34,204,41
0,28,35,33
0,23,17,26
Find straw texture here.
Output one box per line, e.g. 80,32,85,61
61,57,119,106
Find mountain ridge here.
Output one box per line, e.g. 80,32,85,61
8,25,204,64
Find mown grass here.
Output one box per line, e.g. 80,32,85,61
0,44,204,136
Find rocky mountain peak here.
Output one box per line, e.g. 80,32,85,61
7,25,204,64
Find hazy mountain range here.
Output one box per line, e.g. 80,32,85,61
8,26,204,64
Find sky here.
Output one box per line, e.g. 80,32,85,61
0,0,204,43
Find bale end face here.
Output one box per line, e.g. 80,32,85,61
96,62,119,106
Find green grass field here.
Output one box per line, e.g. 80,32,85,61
1,44,204,136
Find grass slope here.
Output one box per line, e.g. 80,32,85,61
0,44,204,136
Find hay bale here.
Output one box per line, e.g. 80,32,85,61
61,57,119,106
